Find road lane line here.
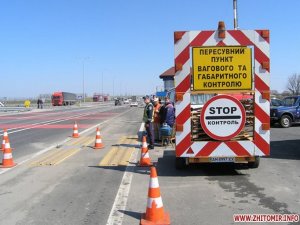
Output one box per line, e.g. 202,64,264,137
65,136,91,146
106,122,144,225
0,108,134,175
0,111,106,135
119,138,136,166
80,136,95,148
99,137,136,167
0,106,129,136
29,148,80,166
51,148,80,166
29,136,94,166
99,147,120,166
99,137,127,166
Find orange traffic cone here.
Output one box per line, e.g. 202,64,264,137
72,121,79,138
1,140,17,168
141,166,170,225
1,138,5,152
139,135,152,167
3,129,9,142
93,127,104,149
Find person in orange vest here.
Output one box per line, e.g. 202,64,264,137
153,97,162,141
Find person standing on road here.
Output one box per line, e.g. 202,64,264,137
164,96,175,128
37,99,41,109
40,98,44,109
142,95,155,149
153,97,162,141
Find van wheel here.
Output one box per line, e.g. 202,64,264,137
280,115,292,128
248,157,260,169
175,157,187,170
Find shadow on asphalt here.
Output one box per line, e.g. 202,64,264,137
270,139,300,160
118,210,141,220
271,123,300,129
111,143,141,148
88,165,151,175
155,151,247,177
126,137,138,140
88,149,248,177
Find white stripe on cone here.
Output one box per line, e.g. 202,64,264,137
5,142,11,149
73,130,78,134
147,197,163,208
96,139,102,143
97,131,101,135
142,142,148,148
142,152,150,158
4,153,12,159
149,177,159,188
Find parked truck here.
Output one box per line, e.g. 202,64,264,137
93,94,109,102
173,23,270,169
51,92,77,106
93,94,103,102
271,96,300,128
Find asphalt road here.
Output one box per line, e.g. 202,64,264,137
0,107,299,225
0,103,124,160
122,124,300,225
0,104,142,225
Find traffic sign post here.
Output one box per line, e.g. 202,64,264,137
174,23,270,166
200,95,246,141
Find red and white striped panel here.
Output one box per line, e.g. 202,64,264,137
174,30,270,158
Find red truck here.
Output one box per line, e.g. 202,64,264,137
52,92,77,106
93,93,109,102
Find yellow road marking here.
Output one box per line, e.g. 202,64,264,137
30,148,80,166
53,149,80,165
66,136,92,146
99,136,137,167
82,136,95,148
29,135,94,167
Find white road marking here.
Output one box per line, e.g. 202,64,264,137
106,122,144,225
0,106,127,136
0,108,134,175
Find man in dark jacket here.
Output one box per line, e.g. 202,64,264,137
142,95,155,149
164,97,175,127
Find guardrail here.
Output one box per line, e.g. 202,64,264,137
0,101,115,113
0,107,32,112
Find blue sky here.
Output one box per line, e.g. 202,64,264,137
1,0,300,98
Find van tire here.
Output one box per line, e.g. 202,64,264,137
280,115,292,128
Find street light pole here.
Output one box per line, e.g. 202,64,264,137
82,61,85,103
102,72,104,96
81,57,90,103
113,76,115,98
233,0,238,30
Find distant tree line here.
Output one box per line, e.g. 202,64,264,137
286,73,300,95
271,73,300,98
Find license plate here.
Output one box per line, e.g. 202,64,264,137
209,157,235,163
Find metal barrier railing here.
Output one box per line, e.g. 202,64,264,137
0,107,32,112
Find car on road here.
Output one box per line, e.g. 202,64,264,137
270,96,300,128
270,98,283,107
114,99,122,106
123,99,129,104
130,102,138,107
